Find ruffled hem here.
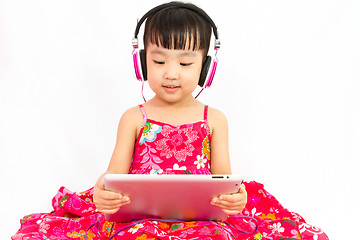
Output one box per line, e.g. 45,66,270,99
12,181,328,240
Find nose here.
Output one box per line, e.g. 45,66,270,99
163,63,179,80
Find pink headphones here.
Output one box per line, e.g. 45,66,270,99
132,2,220,99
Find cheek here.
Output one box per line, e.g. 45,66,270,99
146,64,160,81
184,70,202,88
191,65,203,81
147,75,160,90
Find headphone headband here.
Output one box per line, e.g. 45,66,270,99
133,2,220,49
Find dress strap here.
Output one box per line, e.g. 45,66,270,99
138,104,147,127
204,105,209,121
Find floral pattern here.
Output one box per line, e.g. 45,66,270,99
139,122,162,145
138,144,163,170
202,135,211,160
155,125,199,162
194,154,208,169
12,105,328,240
12,173,329,240
131,105,210,172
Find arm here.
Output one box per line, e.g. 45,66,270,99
106,106,142,174
93,107,142,214
208,107,231,174
208,107,247,215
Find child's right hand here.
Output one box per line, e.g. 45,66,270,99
93,174,131,214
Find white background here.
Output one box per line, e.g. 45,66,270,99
1,0,359,239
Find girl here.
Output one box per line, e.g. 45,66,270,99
13,2,328,240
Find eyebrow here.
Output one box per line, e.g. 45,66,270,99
150,48,197,57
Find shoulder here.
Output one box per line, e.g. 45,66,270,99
121,105,143,120
118,105,144,132
207,106,228,133
207,106,228,125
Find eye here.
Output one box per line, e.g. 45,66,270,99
180,63,193,66
154,60,165,64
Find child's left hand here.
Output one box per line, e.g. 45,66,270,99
211,184,247,215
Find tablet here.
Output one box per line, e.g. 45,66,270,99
103,174,244,222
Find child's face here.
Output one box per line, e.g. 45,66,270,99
146,42,203,104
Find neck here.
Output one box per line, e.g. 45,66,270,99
148,95,199,109
142,97,205,126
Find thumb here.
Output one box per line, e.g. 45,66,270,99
95,174,105,189
239,183,246,193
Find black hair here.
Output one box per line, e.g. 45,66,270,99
143,1,212,57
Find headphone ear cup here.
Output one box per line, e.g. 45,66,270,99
139,50,147,81
199,56,212,87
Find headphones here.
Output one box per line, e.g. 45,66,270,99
132,2,220,99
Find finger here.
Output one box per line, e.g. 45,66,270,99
99,208,121,215
221,209,242,215
211,198,240,210
218,193,243,204
95,199,122,207
101,190,123,201
96,203,122,212
97,195,131,206
94,194,130,208
95,176,105,189
212,199,244,214
213,202,243,211
239,184,247,194
96,198,131,212
212,195,246,212
211,198,241,212
97,201,127,210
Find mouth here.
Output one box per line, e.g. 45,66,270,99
163,85,180,89
163,85,180,92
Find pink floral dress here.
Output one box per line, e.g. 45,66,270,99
12,105,329,240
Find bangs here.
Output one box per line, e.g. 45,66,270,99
144,6,211,53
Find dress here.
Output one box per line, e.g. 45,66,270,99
12,105,328,240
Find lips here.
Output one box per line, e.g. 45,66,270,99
163,84,179,87
163,85,180,92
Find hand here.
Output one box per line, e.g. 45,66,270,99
93,174,131,214
211,184,247,215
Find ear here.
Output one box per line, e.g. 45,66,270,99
199,56,212,87
139,50,147,81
